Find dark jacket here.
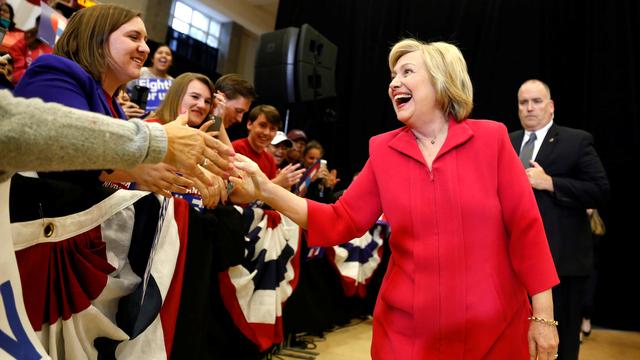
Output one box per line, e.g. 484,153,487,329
510,123,609,276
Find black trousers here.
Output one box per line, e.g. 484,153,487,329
553,276,588,360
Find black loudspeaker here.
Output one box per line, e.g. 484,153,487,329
296,24,337,102
297,62,336,102
254,27,299,104
254,24,337,104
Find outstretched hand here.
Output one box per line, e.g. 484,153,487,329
116,90,146,119
213,91,227,118
197,118,236,176
272,163,305,189
320,168,340,188
228,153,271,203
163,115,235,186
231,154,310,227
130,163,193,198
187,169,228,208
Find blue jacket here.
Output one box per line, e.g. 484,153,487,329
14,54,126,185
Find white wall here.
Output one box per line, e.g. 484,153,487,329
195,0,278,81
6,0,40,30
200,0,276,36
103,0,277,81
236,25,259,81
100,0,148,13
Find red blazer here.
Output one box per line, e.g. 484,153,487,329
307,118,559,359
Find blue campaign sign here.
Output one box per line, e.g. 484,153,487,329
135,78,174,112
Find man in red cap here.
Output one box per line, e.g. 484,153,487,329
286,129,307,166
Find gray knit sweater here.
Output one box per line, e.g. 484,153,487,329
0,90,167,182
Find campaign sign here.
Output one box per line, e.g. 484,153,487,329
133,77,174,112
38,2,68,47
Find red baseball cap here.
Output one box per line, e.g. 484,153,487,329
287,129,308,142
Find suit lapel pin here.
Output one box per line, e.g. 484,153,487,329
549,138,555,143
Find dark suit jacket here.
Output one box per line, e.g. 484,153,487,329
510,123,609,276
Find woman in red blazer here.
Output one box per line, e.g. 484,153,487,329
230,39,560,360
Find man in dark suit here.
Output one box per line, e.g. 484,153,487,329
510,79,610,360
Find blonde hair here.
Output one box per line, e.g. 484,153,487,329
589,209,606,236
54,4,140,82
152,72,215,124
389,39,473,122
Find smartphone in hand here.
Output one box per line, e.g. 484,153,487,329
129,85,150,111
207,114,223,132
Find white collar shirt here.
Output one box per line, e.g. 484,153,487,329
521,120,553,162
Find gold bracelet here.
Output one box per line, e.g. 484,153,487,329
528,316,559,327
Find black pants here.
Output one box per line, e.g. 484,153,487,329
582,271,598,319
553,276,588,360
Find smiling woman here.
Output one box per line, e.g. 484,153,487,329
147,72,235,208
227,38,561,360
145,45,174,80
151,72,236,152
12,4,152,187
151,72,214,127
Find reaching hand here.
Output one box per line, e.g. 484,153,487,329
130,163,194,198
213,91,227,118
116,90,146,119
321,168,340,188
162,115,235,186
272,163,305,189
228,153,271,203
208,173,229,206
120,100,146,119
188,169,228,208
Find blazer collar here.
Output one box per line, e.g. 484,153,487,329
98,86,126,120
536,123,559,161
512,130,525,149
389,116,474,166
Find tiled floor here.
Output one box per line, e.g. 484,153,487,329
276,318,640,360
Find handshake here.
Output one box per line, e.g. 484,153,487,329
109,114,239,207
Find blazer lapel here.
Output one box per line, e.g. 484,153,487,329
387,117,474,167
97,84,127,120
511,130,524,153
535,123,559,163
388,127,426,166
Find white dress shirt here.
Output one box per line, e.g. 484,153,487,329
521,120,554,162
